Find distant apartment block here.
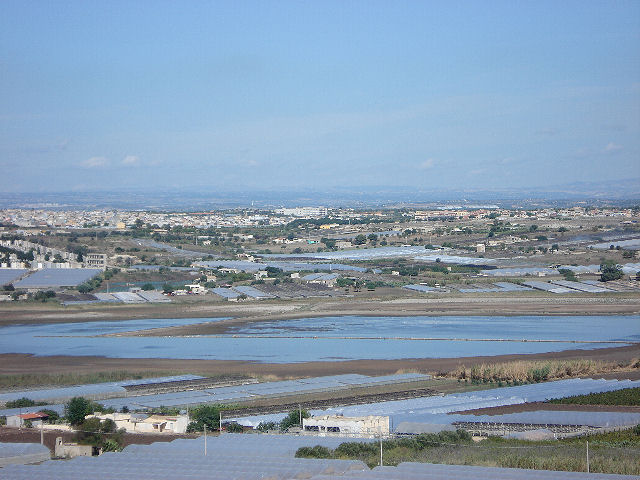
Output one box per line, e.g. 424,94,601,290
275,206,328,218
84,253,107,270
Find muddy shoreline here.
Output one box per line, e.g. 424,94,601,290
1,295,639,330
1,344,638,380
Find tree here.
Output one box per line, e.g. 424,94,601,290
5,397,38,408
186,404,221,432
74,417,123,450
141,283,154,291
40,409,60,423
353,234,367,245
529,225,538,232
279,408,310,431
65,397,101,425
224,422,244,433
558,268,577,282
321,238,336,248
265,266,282,277
599,260,623,282
256,421,278,432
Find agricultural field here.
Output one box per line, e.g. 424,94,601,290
549,387,640,406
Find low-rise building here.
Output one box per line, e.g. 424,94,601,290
54,437,98,458
6,412,49,428
303,415,389,438
301,273,339,287
86,413,190,434
84,253,107,270
254,270,268,280
185,284,207,294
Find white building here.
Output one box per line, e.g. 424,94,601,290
275,207,328,218
86,413,190,434
185,284,207,294
84,253,107,270
302,415,389,438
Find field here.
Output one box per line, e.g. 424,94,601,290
548,387,640,406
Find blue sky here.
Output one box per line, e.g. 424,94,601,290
1,1,639,193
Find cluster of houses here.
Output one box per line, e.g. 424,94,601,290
6,411,190,435
0,238,106,270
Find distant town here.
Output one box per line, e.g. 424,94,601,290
1,203,638,304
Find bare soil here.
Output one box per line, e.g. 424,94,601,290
1,294,639,329
1,344,638,381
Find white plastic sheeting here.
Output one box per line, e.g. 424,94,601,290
232,378,640,429
0,374,430,417
0,434,370,480
14,268,102,288
451,410,640,428
0,442,51,467
0,375,204,405
2,435,634,479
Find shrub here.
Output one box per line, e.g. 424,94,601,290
295,445,332,459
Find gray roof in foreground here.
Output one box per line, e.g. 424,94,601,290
0,442,51,468
1,434,633,479
14,268,102,288
0,269,27,285
0,443,50,459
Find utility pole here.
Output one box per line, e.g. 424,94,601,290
40,422,44,445
379,427,383,467
299,404,302,428
219,411,222,434
586,440,589,473
204,425,207,456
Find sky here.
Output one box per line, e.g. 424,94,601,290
1,1,639,193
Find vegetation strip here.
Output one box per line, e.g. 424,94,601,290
295,428,640,475
549,387,640,406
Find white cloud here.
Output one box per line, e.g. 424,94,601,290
122,155,141,166
80,156,109,168
419,158,435,169
603,142,623,154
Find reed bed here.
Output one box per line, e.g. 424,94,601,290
448,358,639,384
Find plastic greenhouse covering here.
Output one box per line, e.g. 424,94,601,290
1,434,633,479
0,374,429,417
232,378,640,429
14,268,102,288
